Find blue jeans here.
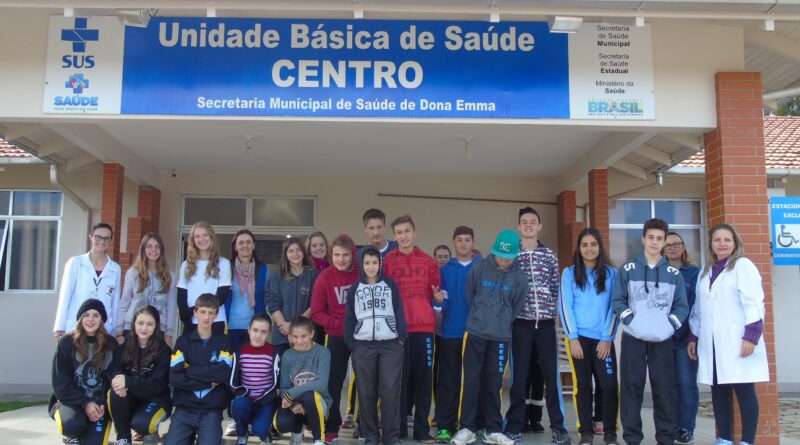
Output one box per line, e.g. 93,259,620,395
231,396,277,440
164,408,222,445
673,345,699,433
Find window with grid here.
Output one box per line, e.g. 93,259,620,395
0,190,63,291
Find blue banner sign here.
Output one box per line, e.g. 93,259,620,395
121,18,569,118
771,196,800,265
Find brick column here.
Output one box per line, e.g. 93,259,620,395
138,185,161,234
588,169,610,245
556,190,584,270
101,163,124,263
704,72,778,444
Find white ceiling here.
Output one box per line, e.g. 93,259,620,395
95,120,609,176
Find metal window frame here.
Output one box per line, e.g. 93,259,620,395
1,189,64,292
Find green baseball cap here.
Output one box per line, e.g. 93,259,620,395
491,229,520,259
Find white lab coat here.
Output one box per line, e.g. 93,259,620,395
689,257,769,385
53,253,121,334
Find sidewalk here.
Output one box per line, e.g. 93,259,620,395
3,398,800,445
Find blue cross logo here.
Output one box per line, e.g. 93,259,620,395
61,18,99,53
65,74,89,93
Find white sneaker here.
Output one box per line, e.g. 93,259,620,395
225,418,238,436
484,432,515,445
314,441,325,445
451,428,477,445
290,433,305,445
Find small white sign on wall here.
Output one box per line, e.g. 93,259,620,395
43,16,125,114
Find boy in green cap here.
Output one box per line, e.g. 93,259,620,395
451,230,528,445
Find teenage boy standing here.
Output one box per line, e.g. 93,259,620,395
451,230,527,445
166,294,232,445
434,226,480,443
384,215,443,443
363,209,398,257
506,207,570,444
612,218,689,445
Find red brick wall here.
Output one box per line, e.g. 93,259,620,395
704,72,778,444
101,163,124,263
556,190,585,270
589,168,610,247
138,186,161,234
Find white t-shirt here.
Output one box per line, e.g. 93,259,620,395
178,258,232,324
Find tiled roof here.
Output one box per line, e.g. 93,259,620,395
0,138,32,158
679,115,800,170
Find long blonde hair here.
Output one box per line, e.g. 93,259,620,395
702,223,745,277
184,221,221,281
133,232,172,293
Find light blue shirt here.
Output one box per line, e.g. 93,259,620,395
228,280,255,330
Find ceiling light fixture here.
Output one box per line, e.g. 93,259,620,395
635,16,645,27
489,12,500,23
117,9,157,28
547,16,583,33
64,7,74,17
764,19,775,31
207,6,217,18
354,7,364,19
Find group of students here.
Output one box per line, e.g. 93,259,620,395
50,207,769,445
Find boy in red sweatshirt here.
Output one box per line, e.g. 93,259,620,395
311,234,359,443
383,215,443,443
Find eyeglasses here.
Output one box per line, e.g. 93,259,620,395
93,235,113,243
664,242,684,250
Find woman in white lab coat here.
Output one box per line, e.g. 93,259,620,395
53,222,121,342
688,223,768,445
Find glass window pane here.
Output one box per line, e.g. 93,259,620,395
183,198,246,227
655,201,701,225
12,191,62,216
609,200,651,224
0,191,9,215
9,220,58,290
610,228,644,267
670,228,703,267
252,198,315,227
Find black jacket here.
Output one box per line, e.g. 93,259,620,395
169,330,232,411
51,333,118,408
113,339,172,408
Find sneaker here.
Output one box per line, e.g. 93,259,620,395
63,438,80,445
593,422,604,436
484,432,515,445
341,414,355,429
602,433,618,445
226,418,238,437
450,428,477,445
414,434,437,444
408,415,415,427
437,429,453,443
506,432,523,443
237,437,249,445
353,425,361,439
552,430,572,445
314,441,325,445
324,432,339,444
713,440,733,445
142,433,160,444
291,433,305,445
132,431,144,441
259,437,273,445
675,431,694,445
116,440,132,445
531,423,545,434
579,434,593,445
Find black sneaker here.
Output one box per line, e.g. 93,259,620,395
603,433,619,445
579,434,593,445
531,423,545,434
675,430,694,445
552,430,572,445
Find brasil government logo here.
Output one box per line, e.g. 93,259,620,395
587,100,644,115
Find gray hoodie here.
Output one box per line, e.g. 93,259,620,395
611,254,689,342
464,254,527,341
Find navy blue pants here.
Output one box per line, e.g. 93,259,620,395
164,408,223,445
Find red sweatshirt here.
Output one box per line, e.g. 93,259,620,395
383,246,441,333
311,258,359,337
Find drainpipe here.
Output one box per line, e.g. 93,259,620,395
50,164,93,241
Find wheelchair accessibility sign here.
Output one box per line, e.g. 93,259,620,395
770,197,800,265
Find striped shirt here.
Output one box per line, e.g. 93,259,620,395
239,343,275,400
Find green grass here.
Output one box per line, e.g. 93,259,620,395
0,401,47,413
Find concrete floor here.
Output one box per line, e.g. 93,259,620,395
3,397,799,445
